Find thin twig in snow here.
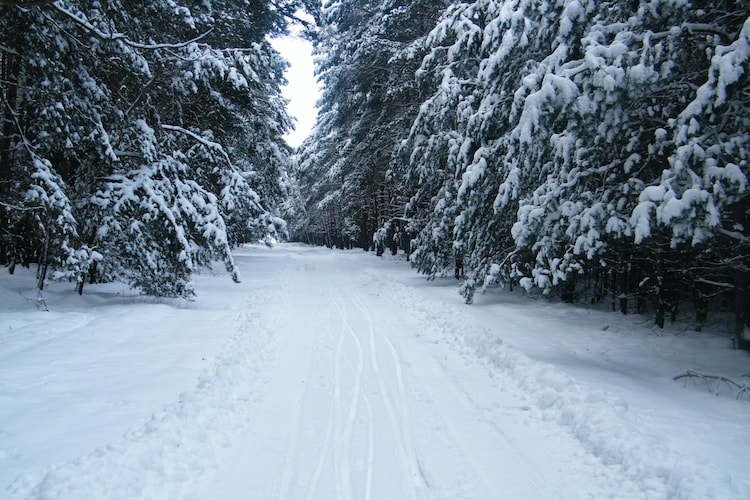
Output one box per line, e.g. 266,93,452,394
674,369,750,400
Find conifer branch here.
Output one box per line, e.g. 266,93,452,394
51,3,212,50
161,124,234,169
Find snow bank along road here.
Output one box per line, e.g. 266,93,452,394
3,244,749,498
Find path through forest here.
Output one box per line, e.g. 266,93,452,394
203,246,590,499
3,245,748,499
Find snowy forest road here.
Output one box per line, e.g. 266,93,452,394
5,244,747,499
203,246,610,499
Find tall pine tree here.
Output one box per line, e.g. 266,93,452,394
1,0,315,297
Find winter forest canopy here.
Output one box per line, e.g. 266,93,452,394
2,1,749,345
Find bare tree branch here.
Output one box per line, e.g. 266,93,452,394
0,200,44,211
717,227,750,245
674,369,750,400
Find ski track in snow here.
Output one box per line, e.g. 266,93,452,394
360,267,744,499
198,247,618,499
2,244,749,499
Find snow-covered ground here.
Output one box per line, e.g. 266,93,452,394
1,244,748,499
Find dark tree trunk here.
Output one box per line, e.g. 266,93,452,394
360,209,368,250
694,283,707,330
735,272,747,349
733,200,749,349
561,278,575,303
1,52,20,183
655,253,665,329
89,261,98,284
389,222,398,256
36,262,47,291
618,250,629,314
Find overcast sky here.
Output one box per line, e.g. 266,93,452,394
271,34,319,148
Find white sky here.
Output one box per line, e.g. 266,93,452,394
271,34,319,148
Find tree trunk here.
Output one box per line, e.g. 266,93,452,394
655,253,665,328
1,52,20,183
561,277,575,303
36,262,47,291
733,200,748,349
360,209,368,250
694,283,707,330
735,273,747,349
619,250,629,314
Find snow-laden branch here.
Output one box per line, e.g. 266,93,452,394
0,200,44,211
51,3,211,50
717,227,750,245
695,278,736,290
674,369,750,400
161,124,234,169
627,23,734,45
682,23,734,45
1,0,53,5
0,42,19,55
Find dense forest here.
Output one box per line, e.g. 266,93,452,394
294,0,750,347
0,0,318,297
2,1,749,347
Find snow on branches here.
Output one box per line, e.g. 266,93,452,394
398,0,750,316
674,369,750,400
0,0,300,297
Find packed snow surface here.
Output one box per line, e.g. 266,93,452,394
1,244,748,499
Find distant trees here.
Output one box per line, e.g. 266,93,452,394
0,0,316,297
294,0,750,347
292,0,448,250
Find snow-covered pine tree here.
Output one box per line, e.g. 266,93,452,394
0,0,313,297
403,0,749,327
398,1,478,280
631,1,750,341
0,4,113,291
294,0,448,251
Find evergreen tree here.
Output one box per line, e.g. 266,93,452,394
293,0,448,251
402,0,749,323
1,0,315,297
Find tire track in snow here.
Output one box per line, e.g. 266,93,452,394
362,393,375,500
411,351,556,498
353,266,580,498
362,265,716,499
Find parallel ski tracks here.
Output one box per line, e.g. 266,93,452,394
300,284,428,500
331,288,366,500
351,290,428,496
210,250,572,499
